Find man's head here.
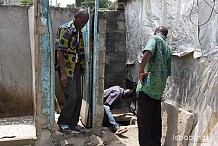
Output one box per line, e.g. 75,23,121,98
154,26,168,37
74,9,89,29
122,89,134,99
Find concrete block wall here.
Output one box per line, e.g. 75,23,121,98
103,10,126,89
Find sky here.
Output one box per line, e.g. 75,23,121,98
51,0,116,7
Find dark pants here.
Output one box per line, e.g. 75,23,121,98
137,91,162,146
58,64,82,126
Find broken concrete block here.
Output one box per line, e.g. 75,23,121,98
188,106,218,146
162,102,195,146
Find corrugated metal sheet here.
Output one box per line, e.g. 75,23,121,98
125,0,218,119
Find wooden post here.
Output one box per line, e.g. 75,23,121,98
33,0,39,125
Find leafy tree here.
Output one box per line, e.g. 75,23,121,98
20,0,34,6
76,0,112,9
99,0,112,8
75,0,83,7
81,0,95,8
67,4,75,8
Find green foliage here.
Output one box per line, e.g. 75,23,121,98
99,0,112,8
81,0,95,8
66,4,75,8
76,0,112,9
20,0,34,6
75,0,83,7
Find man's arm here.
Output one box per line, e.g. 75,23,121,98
57,50,68,87
55,27,69,87
78,33,85,75
139,51,151,84
139,37,156,84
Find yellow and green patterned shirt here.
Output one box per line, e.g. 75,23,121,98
136,35,172,100
55,21,85,80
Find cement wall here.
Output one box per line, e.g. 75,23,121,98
0,4,126,114
0,5,33,117
3,0,20,5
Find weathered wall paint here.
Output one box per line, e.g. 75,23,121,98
34,0,54,145
0,5,33,117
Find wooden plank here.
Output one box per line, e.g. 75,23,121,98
80,8,92,127
80,99,90,126
33,0,39,122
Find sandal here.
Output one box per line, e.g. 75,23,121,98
71,125,87,133
58,124,71,134
115,127,128,135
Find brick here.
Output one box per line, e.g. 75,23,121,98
115,42,126,52
117,21,126,32
98,51,106,64
105,52,126,63
106,11,125,21
99,36,106,52
106,20,118,32
97,63,105,79
99,19,106,33
114,32,126,42
105,62,126,74
99,11,107,20
104,73,126,89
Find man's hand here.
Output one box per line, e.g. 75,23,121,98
139,51,152,84
139,72,151,84
60,72,68,87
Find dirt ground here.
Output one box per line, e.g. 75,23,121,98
51,124,139,146
100,125,139,146
52,112,140,146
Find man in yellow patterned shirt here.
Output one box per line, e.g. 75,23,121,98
55,9,89,134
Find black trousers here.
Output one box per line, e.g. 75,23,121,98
58,64,82,126
137,91,162,146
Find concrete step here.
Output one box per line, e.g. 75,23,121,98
0,116,36,146
112,108,136,123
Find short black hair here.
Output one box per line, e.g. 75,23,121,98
155,26,168,37
75,9,89,20
124,89,134,98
